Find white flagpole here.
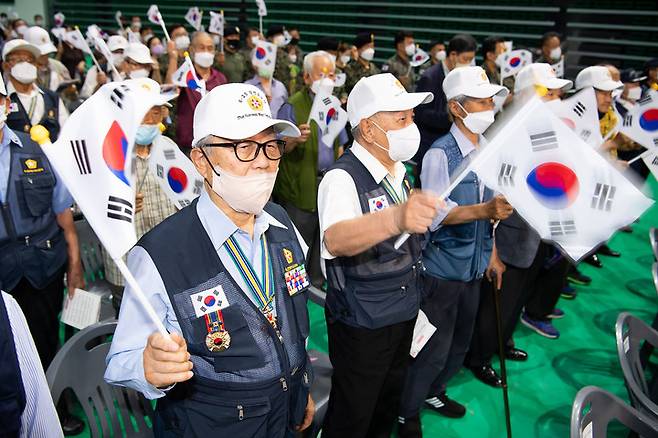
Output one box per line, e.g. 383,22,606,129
113,257,169,336
157,11,171,42
74,26,102,71
220,10,225,54
259,15,263,36
627,148,652,165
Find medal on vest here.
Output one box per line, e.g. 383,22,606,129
204,309,231,352
225,234,278,330
282,247,309,296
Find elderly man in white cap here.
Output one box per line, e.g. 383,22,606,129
105,83,315,437
397,66,512,436
2,39,68,140
317,73,439,438
80,34,128,99
23,26,71,92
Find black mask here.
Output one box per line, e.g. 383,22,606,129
290,38,300,46
226,39,241,51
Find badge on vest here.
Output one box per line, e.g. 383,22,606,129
9,102,19,113
368,195,389,213
190,286,229,318
22,158,45,174
282,247,309,296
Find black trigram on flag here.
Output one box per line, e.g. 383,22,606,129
163,149,176,160
178,199,191,208
107,196,133,223
549,220,577,237
110,84,130,109
580,129,592,142
318,111,325,120
652,155,658,166
497,163,516,187
193,179,203,195
573,101,586,118
623,114,633,127
654,138,658,148
638,95,653,107
530,130,558,152
70,139,91,175
322,97,332,106
156,164,164,178
591,183,616,211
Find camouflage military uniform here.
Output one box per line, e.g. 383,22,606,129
274,47,303,95
482,61,515,91
382,54,414,91
216,50,250,83
344,59,381,95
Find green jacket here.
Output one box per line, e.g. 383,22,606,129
274,88,340,212
216,50,250,83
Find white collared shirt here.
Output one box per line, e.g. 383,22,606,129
317,141,407,267
7,80,69,127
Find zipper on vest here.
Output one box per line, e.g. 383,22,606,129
280,377,288,392
237,404,244,421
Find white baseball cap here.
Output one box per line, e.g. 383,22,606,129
347,73,433,127
2,39,41,61
575,66,623,91
127,78,176,107
193,83,300,146
443,66,509,101
124,43,154,65
107,35,128,52
514,63,573,93
24,26,57,55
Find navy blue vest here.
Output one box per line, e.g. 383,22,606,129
7,88,61,141
0,292,26,437
0,131,67,291
423,132,494,282
137,199,310,391
325,150,423,329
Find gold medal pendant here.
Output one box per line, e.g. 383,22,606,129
206,330,231,352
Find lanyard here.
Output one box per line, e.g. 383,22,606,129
224,233,275,314
381,176,408,205
27,95,38,121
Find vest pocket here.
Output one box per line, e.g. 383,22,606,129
184,395,271,436
21,175,55,217
190,305,266,373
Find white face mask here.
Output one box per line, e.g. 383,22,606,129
207,161,278,214
112,53,124,67
550,47,562,61
273,35,286,47
457,102,495,135
16,25,28,36
360,47,375,61
194,51,215,68
11,62,38,84
250,35,260,46
371,120,421,162
435,50,446,62
310,77,335,96
405,43,416,57
627,86,642,101
289,53,297,63
175,35,190,51
212,35,221,46
129,68,149,79
340,54,351,65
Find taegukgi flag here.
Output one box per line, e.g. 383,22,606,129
185,7,203,31
620,91,658,150
309,93,348,146
471,97,654,262
172,54,206,95
546,87,603,148
252,40,277,78
496,49,532,79
409,47,430,67
208,11,225,35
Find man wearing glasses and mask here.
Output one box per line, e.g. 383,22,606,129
105,83,315,437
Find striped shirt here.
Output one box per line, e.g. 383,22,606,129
2,291,63,438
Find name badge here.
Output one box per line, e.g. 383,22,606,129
368,195,389,213
190,286,229,318
285,264,310,296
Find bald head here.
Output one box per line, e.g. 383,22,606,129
190,31,215,54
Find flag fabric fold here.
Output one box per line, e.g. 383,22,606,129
620,91,658,150
309,93,348,146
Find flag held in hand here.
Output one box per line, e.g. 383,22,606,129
547,87,603,148
496,49,532,79
185,7,203,31
620,91,658,150
172,53,206,95
309,93,348,146
252,40,277,78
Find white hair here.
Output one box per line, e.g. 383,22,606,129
303,50,335,75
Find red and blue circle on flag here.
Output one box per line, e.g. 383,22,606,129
186,71,200,90
509,56,521,68
167,167,188,193
526,162,579,210
325,107,337,125
203,295,216,307
255,47,267,60
639,108,658,132
102,121,130,185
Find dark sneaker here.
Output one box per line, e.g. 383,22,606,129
398,415,422,438
560,285,577,300
521,314,560,339
548,308,565,319
567,268,591,285
424,392,466,418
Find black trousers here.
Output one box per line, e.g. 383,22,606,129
466,244,548,367
525,243,570,321
8,269,65,369
399,275,481,418
322,311,415,438
281,202,323,287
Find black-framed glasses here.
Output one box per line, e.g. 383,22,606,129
203,139,286,162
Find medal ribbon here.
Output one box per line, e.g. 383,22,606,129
381,176,408,205
225,234,276,319
204,308,225,333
